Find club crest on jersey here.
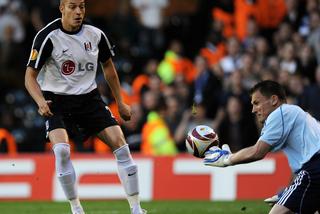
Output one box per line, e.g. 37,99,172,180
61,60,76,75
84,42,92,51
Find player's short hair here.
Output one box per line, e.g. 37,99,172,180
60,0,85,5
250,80,287,102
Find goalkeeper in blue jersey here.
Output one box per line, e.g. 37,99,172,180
204,80,320,214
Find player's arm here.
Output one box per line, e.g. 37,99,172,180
102,58,131,121
98,31,131,121
25,33,53,117
229,108,285,165
25,67,53,117
204,140,271,167
205,106,284,167
228,140,271,165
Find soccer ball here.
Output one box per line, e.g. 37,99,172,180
185,125,219,158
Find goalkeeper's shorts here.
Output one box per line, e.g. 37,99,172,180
277,153,320,213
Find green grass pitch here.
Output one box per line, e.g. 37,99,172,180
0,200,270,214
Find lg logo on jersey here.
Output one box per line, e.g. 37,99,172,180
79,62,94,71
61,60,75,75
61,60,94,75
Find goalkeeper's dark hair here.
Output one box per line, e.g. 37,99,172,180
250,80,287,102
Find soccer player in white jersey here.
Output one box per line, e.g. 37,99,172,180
204,80,320,214
24,0,146,213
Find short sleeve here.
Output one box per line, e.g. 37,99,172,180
27,34,53,70
259,108,285,151
98,32,115,63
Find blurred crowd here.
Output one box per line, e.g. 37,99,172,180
1,0,320,155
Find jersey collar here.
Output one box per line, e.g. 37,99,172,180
59,19,83,35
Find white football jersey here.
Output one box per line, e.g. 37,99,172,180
27,18,115,95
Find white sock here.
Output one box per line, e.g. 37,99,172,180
114,144,141,208
69,198,84,213
69,198,81,207
128,195,141,209
53,143,77,200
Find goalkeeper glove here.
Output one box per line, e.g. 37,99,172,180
203,144,232,167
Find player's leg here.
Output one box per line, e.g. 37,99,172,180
82,90,145,213
270,169,319,214
269,204,294,214
98,126,146,214
50,128,84,214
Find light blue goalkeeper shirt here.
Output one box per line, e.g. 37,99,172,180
259,104,320,173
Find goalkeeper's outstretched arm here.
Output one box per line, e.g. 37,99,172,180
228,140,272,165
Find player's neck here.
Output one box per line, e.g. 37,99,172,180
61,19,81,33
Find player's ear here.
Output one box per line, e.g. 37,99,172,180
59,1,64,13
270,95,278,106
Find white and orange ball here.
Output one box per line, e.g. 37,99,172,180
185,125,219,158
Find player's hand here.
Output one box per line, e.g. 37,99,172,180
203,144,232,167
118,102,131,121
37,100,53,117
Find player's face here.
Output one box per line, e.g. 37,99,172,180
60,0,85,31
251,90,278,124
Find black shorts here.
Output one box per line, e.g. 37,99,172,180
43,89,118,141
277,153,320,214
